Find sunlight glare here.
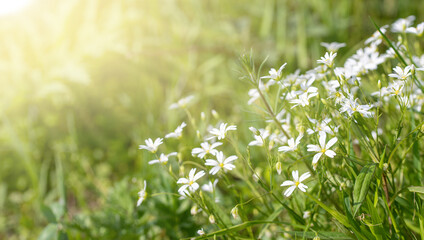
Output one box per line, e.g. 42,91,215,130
0,0,32,16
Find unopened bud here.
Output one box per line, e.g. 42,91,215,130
200,112,206,121
383,163,389,171
313,236,321,240
411,65,416,75
191,205,198,215
209,215,215,224
211,109,219,119
276,162,282,175
196,130,201,139
378,80,381,89
231,206,239,219
420,124,424,133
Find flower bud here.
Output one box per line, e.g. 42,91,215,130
209,215,215,224
276,162,282,175
378,80,381,89
313,237,321,240
191,205,198,215
231,206,239,219
211,109,219,119
383,163,389,171
200,112,206,121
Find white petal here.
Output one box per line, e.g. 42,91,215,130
312,152,323,164
326,137,338,148
292,170,299,181
281,180,294,186
284,186,296,197
325,150,336,158
299,172,311,182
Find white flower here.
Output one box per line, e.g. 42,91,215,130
169,95,194,109
165,122,187,139
290,92,318,108
201,179,218,192
387,80,405,96
248,79,276,105
303,211,311,219
365,25,388,46
306,118,337,135
281,170,311,197
317,52,337,68
339,98,374,118
248,127,270,146
148,152,177,165
205,151,237,175
406,22,424,36
136,180,147,206
197,228,205,236
192,142,222,158
391,16,415,33
231,206,239,219
388,65,413,80
177,168,205,193
208,123,237,140
139,138,163,153
307,131,337,165
320,42,346,52
261,63,287,81
278,134,303,152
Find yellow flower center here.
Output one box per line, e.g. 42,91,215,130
189,181,193,186
352,108,357,111
219,163,224,168
395,90,399,95
321,149,326,153
295,181,300,187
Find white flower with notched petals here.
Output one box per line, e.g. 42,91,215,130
320,42,346,52
177,168,205,193
339,98,374,118
261,63,287,81
317,52,337,68
387,81,405,96
290,92,318,108
208,123,237,140
281,170,311,197
205,151,237,175
391,15,415,33
201,179,218,192
139,138,163,153
148,152,177,165
169,95,194,109
365,25,388,46
192,142,222,158
278,134,303,152
388,66,413,80
165,122,187,139
197,228,205,236
406,22,424,36
307,131,337,165
248,127,270,147
137,180,147,206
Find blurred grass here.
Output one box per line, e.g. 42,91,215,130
0,0,423,238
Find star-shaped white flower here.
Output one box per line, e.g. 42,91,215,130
169,95,194,109
320,42,346,52
278,134,303,152
165,122,187,139
177,168,205,193
191,142,222,158
317,52,337,68
388,66,413,80
148,152,177,165
307,131,337,165
261,63,287,81
205,151,237,175
281,170,311,197
137,180,147,206
139,138,163,153
208,123,237,140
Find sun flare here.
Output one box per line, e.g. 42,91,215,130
0,0,32,16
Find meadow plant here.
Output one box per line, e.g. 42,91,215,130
138,16,424,239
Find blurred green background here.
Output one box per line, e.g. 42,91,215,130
0,0,422,238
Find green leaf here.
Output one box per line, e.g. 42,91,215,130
281,230,353,239
408,186,424,195
41,205,57,224
353,164,376,215
38,224,58,240
258,206,284,238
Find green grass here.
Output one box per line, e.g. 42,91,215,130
0,0,423,239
